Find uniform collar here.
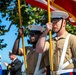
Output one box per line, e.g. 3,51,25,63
54,31,68,40
12,57,17,62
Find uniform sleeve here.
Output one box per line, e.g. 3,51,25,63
10,60,22,71
19,46,32,55
70,35,76,58
44,41,49,52
43,50,50,67
7,64,11,70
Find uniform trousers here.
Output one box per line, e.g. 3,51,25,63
61,72,76,75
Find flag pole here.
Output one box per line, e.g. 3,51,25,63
47,0,54,74
18,0,27,69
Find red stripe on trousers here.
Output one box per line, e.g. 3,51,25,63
70,72,73,75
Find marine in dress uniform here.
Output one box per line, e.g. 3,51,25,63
36,11,76,75
12,25,50,75
4,52,22,75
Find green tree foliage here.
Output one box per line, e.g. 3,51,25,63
0,0,76,50
0,0,48,50
66,21,76,35
0,25,7,50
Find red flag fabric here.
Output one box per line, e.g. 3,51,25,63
26,0,76,26
26,0,53,11
52,0,76,26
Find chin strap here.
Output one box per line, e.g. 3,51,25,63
34,53,46,75
56,19,63,33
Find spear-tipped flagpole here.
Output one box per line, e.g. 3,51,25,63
47,0,54,74
18,0,27,69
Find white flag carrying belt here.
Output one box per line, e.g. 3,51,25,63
57,34,74,74
34,53,45,75
58,34,71,70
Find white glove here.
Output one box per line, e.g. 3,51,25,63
4,62,8,66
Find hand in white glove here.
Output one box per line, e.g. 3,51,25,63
4,62,8,66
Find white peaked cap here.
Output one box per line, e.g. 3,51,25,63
51,11,69,19
27,25,45,32
9,51,13,55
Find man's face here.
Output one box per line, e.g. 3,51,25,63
9,54,14,60
30,33,39,43
52,19,63,33
29,31,40,43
